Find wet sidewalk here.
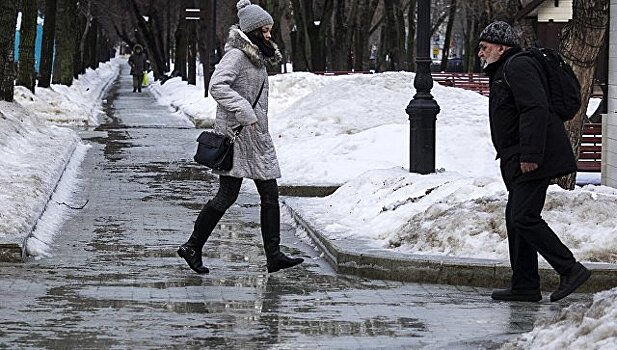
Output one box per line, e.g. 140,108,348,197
0,66,590,349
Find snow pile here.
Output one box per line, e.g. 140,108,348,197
288,167,617,262
13,57,121,126
0,102,79,243
1,57,119,255
267,72,497,185
149,75,219,128
502,288,617,349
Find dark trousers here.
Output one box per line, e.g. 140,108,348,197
132,74,143,92
209,176,278,212
503,174,576,290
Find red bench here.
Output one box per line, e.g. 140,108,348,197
432,72,490,96
578,122,602,172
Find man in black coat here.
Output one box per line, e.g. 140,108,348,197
478,21,590,302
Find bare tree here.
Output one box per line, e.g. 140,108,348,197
17,0,38,92
555,0,609,190
175,4,187,79
440,0,457,71
0,0,17,101
353,0,379,71
53,0,77,86
38,0,57,88
290,0,334,71
406,0,417,71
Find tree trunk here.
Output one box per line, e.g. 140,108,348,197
53,0,77,86
150,8,169,76
290,0,308,71
394,1,406,70
198,0,215,97
0,0,17,102
440,0,457,72
128,0,166,80
175,10,187,79
517,18,538,48
354,0,378,71
187,12,197,85
38,0,57,88
86,20,98,70
262,0,286,73
383,0,396,71
16,0,38,92
406,0,417,72
76,10,91,76
330,0,348,70
555,0,609,190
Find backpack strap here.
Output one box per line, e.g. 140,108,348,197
502,51,526,88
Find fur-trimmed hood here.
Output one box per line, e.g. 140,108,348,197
224,25,282,68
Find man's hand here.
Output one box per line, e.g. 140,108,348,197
520,162,538,173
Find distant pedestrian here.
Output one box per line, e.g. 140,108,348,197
128,44,147,93
177,0,303,274
479,21,590,302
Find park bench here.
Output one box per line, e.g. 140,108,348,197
578,122,602,172
432,72,490,96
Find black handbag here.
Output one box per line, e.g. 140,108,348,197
193,79,265,171
193,127,242,171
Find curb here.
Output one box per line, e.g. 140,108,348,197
283,200,617,293
279,185,339,198
0,131,81,263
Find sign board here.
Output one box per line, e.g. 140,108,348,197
186,8,200,21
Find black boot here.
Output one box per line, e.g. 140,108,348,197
491,288,542,302
260,202,304,273
177,202,224,274
550,262,591,302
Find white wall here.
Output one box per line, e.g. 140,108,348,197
538,0,573,22
603,0,617,187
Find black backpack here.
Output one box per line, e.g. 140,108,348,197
504,47,581,121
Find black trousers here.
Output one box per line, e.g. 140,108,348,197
502,166,576,290
209,175,278,212
132,74,143,92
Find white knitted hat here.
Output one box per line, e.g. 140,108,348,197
236,0,274,33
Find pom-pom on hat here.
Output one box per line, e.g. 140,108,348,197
479,21,519,47
237,0,274,33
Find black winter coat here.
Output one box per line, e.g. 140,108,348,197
128,52,147,76
484,47,577,184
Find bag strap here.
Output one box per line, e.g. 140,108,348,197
503,52,524,88
252,79,266,108
232,78,267,137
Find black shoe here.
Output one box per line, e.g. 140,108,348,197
550,262,591,302
267,253,304,273
491,288,542,302
177,245,209,274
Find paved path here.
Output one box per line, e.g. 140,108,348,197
0,65,591,349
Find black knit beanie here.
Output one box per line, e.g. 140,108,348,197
479,21,519,46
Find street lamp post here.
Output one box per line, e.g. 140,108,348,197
405,0,440,174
